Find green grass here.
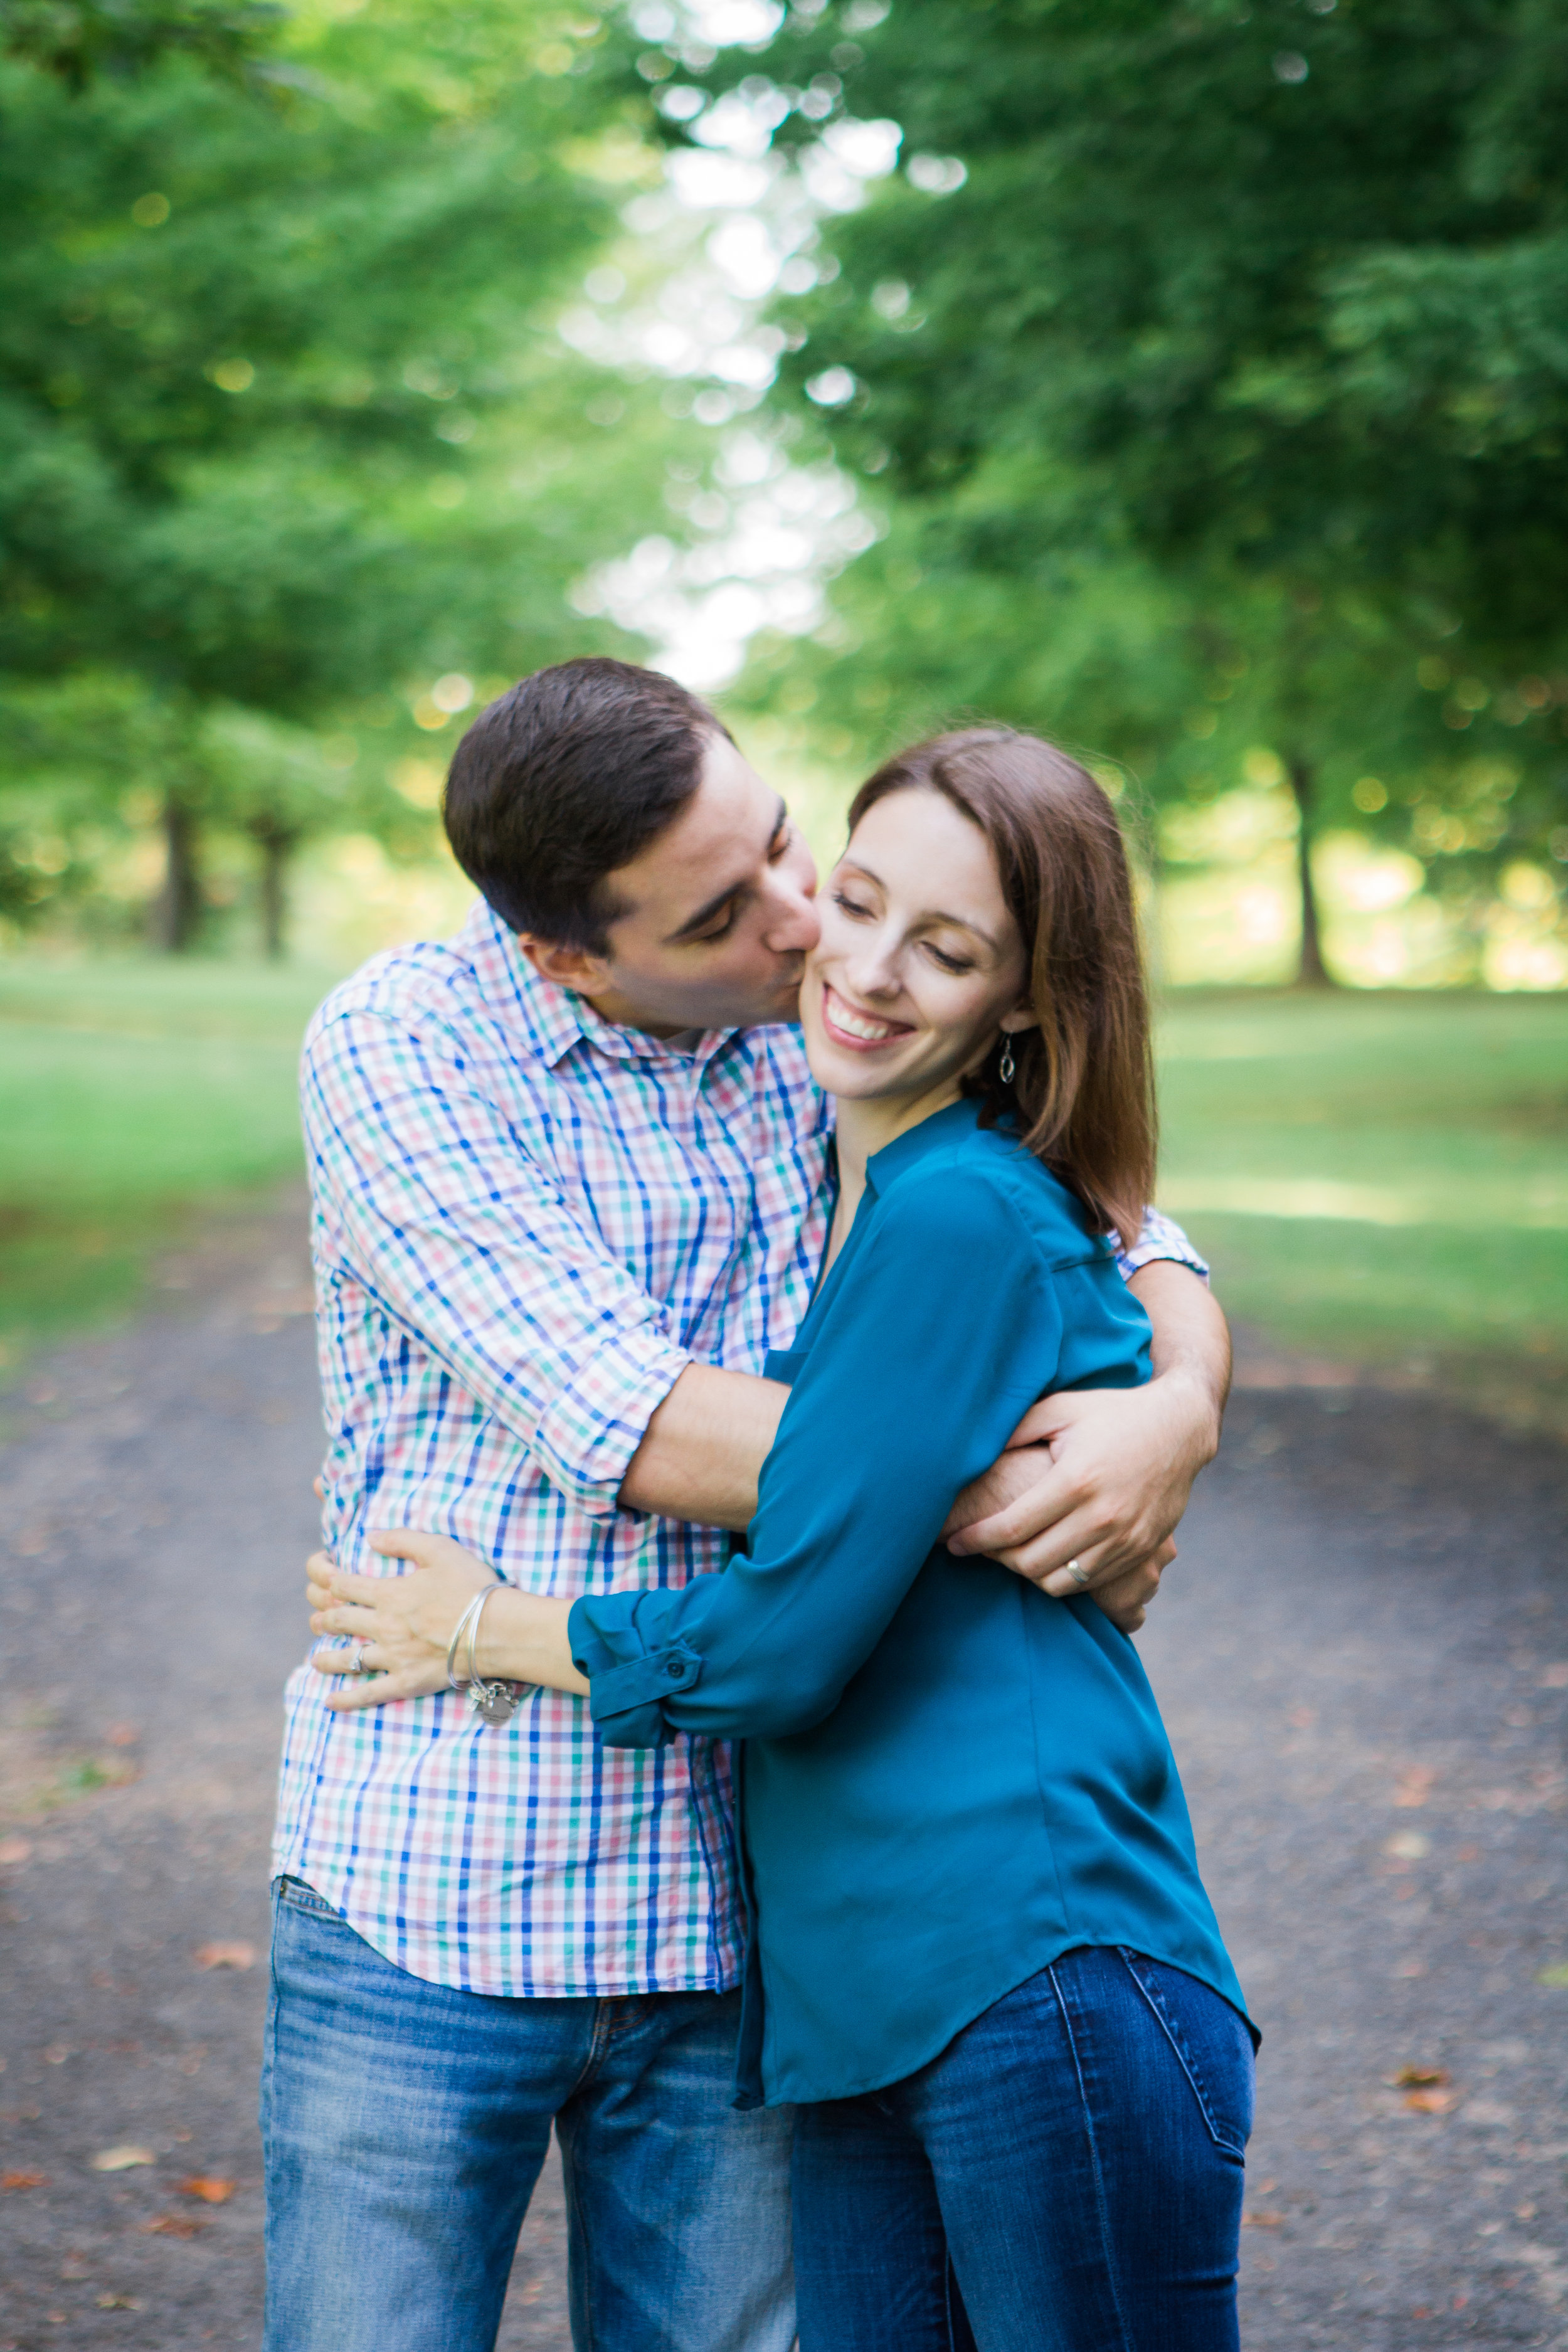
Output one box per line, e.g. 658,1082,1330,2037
0,956,341,1368
2,958,1564,1429
1155,990,1568,1428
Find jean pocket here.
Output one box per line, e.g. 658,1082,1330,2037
1117,1950,1254,2158
273,1874,341,1921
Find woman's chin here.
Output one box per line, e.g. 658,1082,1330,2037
805,1034,914,1100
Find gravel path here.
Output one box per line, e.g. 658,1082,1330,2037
1,1187,1564,2351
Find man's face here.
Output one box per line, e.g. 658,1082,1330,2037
524,731,822,1036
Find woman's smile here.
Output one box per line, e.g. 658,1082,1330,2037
819,982,916,1052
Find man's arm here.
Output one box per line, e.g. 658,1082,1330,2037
618,1363,787,1530
945,1261,1231,1595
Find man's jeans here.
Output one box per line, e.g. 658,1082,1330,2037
260,1878,795,2352
792,1946,1254,2352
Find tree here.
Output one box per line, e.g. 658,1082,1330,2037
0,0,686,944
696,0,1568,981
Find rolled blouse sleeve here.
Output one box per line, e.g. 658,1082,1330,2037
568,1163,1067,1745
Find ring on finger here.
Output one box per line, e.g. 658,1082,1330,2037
341,1639,368,1676
1064,1557,1091,1589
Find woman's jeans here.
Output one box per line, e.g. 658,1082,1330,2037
792,1946,1254,2352
260,1878,795,2352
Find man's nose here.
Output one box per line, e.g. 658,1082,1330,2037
763,874,820,955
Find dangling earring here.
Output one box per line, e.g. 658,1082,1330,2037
998,1036,1016,1087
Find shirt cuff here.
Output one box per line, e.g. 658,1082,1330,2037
1115,1207,1209,1285
568,1590,697,1749
531,1325,691,1518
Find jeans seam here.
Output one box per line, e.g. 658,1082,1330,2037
1046,1961,1137,2352
1116,1951,1246,2157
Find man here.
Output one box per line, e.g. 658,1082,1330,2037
265,658,1230,2352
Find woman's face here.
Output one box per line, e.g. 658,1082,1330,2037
802,787,1034,1110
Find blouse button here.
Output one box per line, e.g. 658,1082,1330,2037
665,1659,685,1679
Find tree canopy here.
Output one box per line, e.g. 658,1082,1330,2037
705,0,1568,980
0,0,682,946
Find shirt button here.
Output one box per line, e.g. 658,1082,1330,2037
666,1659,685,1679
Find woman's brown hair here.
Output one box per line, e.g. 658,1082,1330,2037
847,727,1156,1253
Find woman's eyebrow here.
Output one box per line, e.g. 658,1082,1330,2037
842,861,999,951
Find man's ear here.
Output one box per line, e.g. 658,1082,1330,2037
518,935,613,996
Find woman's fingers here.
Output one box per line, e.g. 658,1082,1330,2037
366,1527,457,1567
308,1599,381,1637
322,1664,446,1713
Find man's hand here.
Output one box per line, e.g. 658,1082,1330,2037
945,1261,1229,1601
945,1375,1219,1594
1094,1539,1176,1636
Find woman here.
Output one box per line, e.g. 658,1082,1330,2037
312,729,1255,2350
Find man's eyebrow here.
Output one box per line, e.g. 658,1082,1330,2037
665,797,788,944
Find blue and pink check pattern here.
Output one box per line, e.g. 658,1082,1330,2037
272,899,1205,1998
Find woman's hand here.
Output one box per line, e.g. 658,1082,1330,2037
308,1528,495,1714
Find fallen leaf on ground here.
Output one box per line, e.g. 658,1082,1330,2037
0,1837,32,1866
140,2214,205,2238
1388,2065,1449,2088
1242,2210,1283,2228
1393,1766,1436,1807
1404,2087,1454,2113
43,2044,72,2065
95,2295,142,2311
178,2175,236,2203
105,1723,140,1747
1,2170,46,2190
193,1941,255,1971
1535,1963,1568,1988
90,2146,156,2172
1541,1663,1568,1688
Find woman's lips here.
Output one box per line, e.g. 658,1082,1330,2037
820,982,915,1052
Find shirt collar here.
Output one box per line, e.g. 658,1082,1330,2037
458,899,750,1074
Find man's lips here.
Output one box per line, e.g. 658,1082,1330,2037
820,982,915,1052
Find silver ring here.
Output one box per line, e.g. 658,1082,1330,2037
342,1639,368,1676
1065,1558,1090,1590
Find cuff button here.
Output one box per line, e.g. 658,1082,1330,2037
666,1659,685,1678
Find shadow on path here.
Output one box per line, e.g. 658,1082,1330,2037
1,1188,1564,2349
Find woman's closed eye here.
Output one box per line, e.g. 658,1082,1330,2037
832,889,877,920
924,941,974,973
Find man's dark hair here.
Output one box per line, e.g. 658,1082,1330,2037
443,657,731,950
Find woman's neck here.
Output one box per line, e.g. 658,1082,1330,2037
825,1079,965,1271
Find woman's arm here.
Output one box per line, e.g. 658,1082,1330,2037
569,1169,1071,1749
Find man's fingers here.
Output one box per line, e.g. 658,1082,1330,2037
946,1465,1089,1560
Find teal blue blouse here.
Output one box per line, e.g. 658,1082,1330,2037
568,1098,1251,2108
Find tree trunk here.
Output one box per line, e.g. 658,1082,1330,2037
1285,754,1332,988
148,795,202,953
255,826,295,961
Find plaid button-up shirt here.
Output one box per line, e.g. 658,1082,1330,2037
273,901,1204,1998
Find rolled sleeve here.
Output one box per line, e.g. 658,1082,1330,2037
567,1589,700,1748
304,1005,692,1515
532,1323,692,1516
1115,1206,1209,1285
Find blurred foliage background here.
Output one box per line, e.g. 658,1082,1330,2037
0,0,1564,1424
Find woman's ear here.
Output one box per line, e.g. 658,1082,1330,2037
519,935,613,997
1000,1005,1041,1036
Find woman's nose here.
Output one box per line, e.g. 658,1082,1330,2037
846,936,903,997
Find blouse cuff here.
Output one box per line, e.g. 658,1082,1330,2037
568,1591,702,1749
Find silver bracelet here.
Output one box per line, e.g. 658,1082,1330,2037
446,1592,488,1692
450,1584,525,1727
